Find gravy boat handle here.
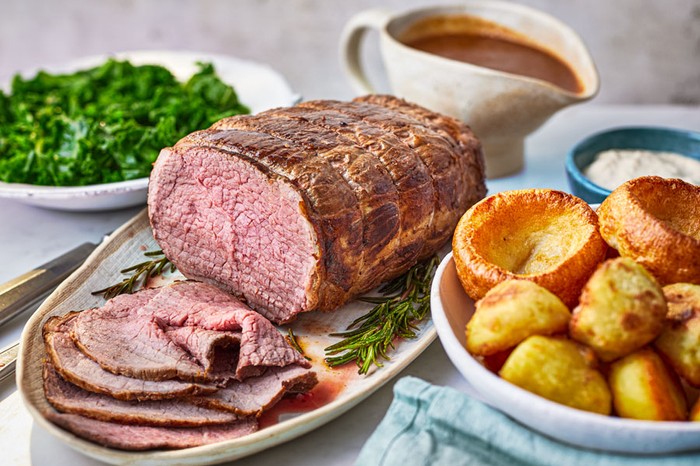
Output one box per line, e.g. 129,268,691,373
340,8,392,95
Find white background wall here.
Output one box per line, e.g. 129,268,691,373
1,0,699,105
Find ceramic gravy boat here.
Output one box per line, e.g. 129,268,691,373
341,1,599,177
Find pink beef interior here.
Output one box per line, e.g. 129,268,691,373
149,147,319,323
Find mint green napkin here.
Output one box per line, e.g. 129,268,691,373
356,376,700,466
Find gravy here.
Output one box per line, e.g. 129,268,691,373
401,16,583,94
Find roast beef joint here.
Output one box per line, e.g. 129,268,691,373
148,95,486,324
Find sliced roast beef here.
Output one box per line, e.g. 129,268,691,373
44,313,217,400
72,305,204,382
45,411,258,451
165,326,241,381
42,282,318,451
44,363,240,426
138,281,310,376
70,281,309,383
194,364,318,416
149,97,485,323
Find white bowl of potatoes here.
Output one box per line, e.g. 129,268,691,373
432,182,700,454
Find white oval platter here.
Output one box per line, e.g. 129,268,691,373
17,209,436,465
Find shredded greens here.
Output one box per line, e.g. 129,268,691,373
0,59,249,186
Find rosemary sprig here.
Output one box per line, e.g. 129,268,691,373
91,250,176,299
286,328,311,361
324,255,439,375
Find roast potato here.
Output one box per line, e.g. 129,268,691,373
452,189,607,308
654,283,700,387
608,347,687,421
466,279,570,356
499,335,611,415
569,257,666,362
597,176,700,285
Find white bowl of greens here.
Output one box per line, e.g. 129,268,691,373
0,50,300,211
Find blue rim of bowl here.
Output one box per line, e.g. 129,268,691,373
565,126,700,202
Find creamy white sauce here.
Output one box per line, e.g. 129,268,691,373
583,149,700,190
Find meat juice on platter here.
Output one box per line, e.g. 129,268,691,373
258,365,356,429
36,95,487,452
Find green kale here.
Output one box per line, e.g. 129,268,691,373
0,59,249,186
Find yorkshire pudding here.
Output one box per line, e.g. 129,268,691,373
452,189,607,308
597,176,700,285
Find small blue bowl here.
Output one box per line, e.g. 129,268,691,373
565,126,700,204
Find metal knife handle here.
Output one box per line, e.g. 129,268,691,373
0,341,19,382
0,242,97,327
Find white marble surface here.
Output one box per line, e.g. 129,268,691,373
1,104,700,465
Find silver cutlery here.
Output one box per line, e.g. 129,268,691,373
0,342,19,383
0,242,98,327
0,241,101,381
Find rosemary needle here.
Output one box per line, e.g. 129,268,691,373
324,255,439,375
91,249,176,299
286,328,311,361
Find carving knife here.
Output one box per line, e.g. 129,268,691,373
0,242,98,327
0,341,18,383
0,242,100,382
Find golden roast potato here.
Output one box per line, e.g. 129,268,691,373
597,176,700,285
499,335,611,415
466,279,570,356
452,189,607,308
654,283,700,387
608,347,687,421
569,257,667,362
